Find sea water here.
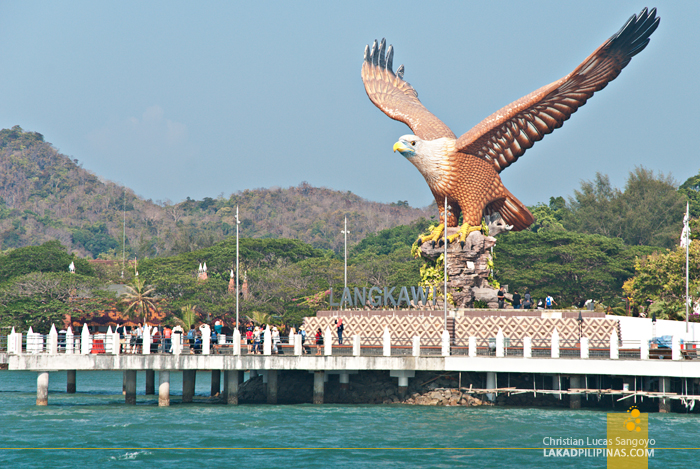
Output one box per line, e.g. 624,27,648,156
0,371,698,468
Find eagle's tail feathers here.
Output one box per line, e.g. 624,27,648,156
484,193,534,232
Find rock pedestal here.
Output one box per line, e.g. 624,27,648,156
419,228,500,308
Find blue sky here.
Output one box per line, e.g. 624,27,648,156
1,1,697,208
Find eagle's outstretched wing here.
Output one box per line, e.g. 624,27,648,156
362,39,456,141
455,7,659,173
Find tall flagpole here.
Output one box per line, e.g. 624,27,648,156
235,205,241,333
686,202,690,333
340,217,350,310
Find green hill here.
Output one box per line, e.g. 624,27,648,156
0,126,430,258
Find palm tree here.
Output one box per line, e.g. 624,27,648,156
178,304,198,330
121,277,157,325
247,311,271,326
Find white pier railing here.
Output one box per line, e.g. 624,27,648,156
3,324,699,362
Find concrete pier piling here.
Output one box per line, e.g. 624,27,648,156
125,370,136,405
224,370,240,405
267,370,278,404
313,371,324,404
486,372,496,401
569,375,582,409
211,370,221,397
183,370,196,403
67,370,76,394
145,370,155,395
659,377,671,413
158,371,170,407
339,372,349,392
37,372,49,406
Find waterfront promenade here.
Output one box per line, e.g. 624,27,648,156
2,322,700,412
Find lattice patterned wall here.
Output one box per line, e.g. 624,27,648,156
302,315,444,346
455,317,620,343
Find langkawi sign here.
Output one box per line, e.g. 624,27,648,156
329,287,438,309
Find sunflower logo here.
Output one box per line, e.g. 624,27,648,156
623,406,642,432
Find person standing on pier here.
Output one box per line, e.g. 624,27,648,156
336,319,344,345
130,328,138,354
300,326,308,354
163,325,172,353
512,291,522,309
315,327,323,355
272,326,280,354
246,327,253,353
253,326,261,354
523,289,532,310
546,295,557,309
116,324,126,353
497,287,506,309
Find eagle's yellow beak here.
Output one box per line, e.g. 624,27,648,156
393,141,409,153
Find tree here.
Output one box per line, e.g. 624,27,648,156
494,230,657,307
0,272,102,332
0,240,94,282
564,168,686,248
121,277,157,325
178,304,198,330
623,242,700,320
679,169,700,220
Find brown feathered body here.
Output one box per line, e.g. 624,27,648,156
362,8,659,230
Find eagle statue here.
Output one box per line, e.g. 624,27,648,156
362,8,659,245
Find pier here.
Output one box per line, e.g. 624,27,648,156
2,319,700,412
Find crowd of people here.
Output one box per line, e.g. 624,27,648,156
111,317,346,355
496,287,557,310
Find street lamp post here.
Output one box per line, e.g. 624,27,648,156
235,205,241,333
341,216,349,310
443,196,450,331
578,311,583,340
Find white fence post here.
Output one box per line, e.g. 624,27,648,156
7,328,15,355
496,328,504,358
113,329,120,355
27,327,36,354
143,325,151,355
105,326,113,354
551,328,559,358
383,327,391,357
640,337,649,360
172,332,182,355
672,336,681,361
468,336,476,358
610,331,619,360
353,334,361,356
294,333,302,356
580,337,589,359
412,336,420,357
233,329,242,355
65,327,74,354
523,337,532,358
324,327,333,356
80,324,90,355
441,329,450,357
263,326,271,355
16,332,23,355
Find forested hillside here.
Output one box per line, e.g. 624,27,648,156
0,126,429,258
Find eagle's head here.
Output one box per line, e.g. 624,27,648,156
392,135,452,186
392,135,421,159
